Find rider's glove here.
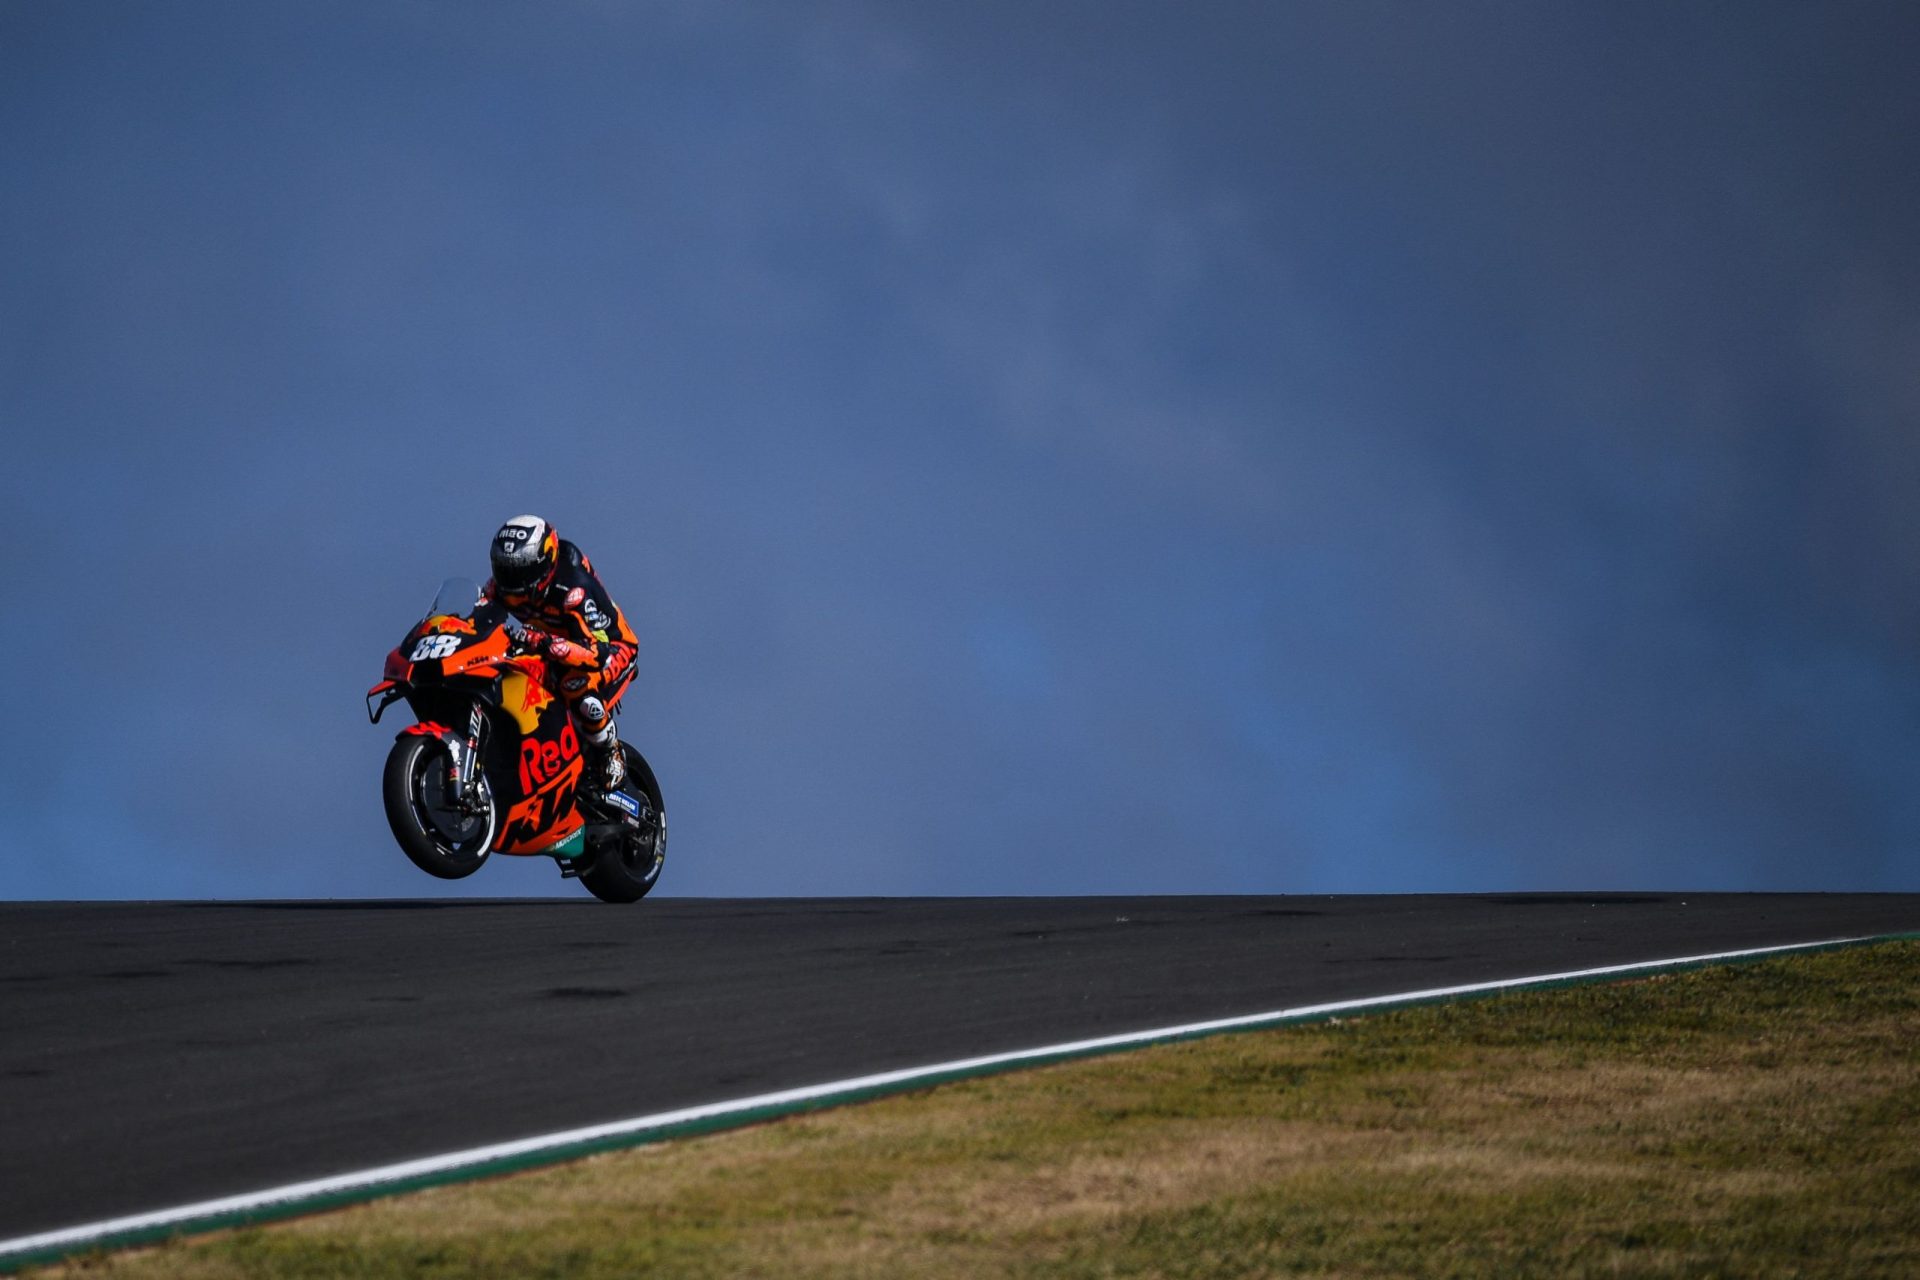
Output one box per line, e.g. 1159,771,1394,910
517,626,551,654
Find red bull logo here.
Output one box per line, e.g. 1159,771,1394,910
423,615,479,635
519,718,580,793
498,670,553,736
603,645,634,684
519,674,554,717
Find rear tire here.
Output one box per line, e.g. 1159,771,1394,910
579,745,665,903
382,735,495,880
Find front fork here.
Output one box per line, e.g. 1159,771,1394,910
447,700,488,811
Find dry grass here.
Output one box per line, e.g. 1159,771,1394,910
35,941,1920,1279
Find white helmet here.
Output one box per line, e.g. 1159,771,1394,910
489,515,559,598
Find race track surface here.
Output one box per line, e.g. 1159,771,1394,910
3,893,1917,1240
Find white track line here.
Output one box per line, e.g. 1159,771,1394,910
0,934,1876,1265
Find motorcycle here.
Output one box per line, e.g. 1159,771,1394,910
366,577,665,903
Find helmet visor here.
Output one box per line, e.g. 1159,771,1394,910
492,557,545,595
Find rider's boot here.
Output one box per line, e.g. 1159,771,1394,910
578,696,626,793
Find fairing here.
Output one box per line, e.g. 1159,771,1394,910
371,578,588,856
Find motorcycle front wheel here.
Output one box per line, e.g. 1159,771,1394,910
382,735,496,879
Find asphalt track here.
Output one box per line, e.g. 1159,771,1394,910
3,893,1918,1242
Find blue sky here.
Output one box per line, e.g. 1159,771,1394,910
3,2,1917,898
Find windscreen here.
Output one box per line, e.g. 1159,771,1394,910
426,577,483,620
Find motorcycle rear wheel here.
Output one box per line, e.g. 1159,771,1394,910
382,735,495,879
579,744,665,904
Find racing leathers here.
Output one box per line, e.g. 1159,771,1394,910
484,539,638,790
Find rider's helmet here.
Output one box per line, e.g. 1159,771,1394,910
490,515,560,602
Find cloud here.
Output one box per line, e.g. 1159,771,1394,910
4,2,1917,897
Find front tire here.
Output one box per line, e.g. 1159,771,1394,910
579,745,665,903
382,735,495,879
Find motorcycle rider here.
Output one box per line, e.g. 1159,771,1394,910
484,515,639,793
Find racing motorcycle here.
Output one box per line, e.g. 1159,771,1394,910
366,578,665,903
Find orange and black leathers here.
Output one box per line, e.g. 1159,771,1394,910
483,540,638,723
